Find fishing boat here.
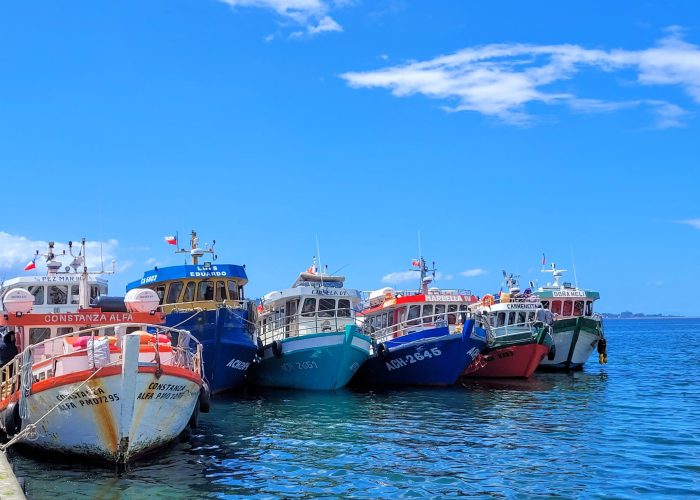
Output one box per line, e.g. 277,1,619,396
0,239,206,463
352,258,486,387
248,259,371,390
531,263,607,370
126,231,257,394
462,272,554,379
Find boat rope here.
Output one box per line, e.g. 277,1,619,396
169,308,204,329
0,359,121,453
18,348,33,422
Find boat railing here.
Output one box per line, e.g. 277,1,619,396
473,313,547,345
162,298,251,313
0,323,203,402
361,310,469,345
257,306,356,346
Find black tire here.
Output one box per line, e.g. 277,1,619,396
4,402,20,436
272,340,283,358
199,380,211,413
376,343,389,360
548,344,557,361
188,399,200,429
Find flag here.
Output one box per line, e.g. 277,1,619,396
542,253,546,266
412,259,420,267
24,261,36,271
164,235,177,246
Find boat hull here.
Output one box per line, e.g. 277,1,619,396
352,320,486,387
248,326,371,390
166,307,256,393
463,343,549,378
538,316,603,371
4,366,200,463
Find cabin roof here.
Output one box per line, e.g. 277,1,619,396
362,291,476,315
125,263,248,291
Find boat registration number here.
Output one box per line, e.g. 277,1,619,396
281,361,319,372
385,347,442,371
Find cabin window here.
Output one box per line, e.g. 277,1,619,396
460,304,468,323
238,286,245,300
585,301,593,316
198,281,214,301
57,327,73,335
407,305,421,326
448,305,458,325
527,312,535,323
435,304,446,322
29,328,51,344
562,301,573,316
90,285,100,301
318,298,335,318
154,285,166,305
301,298,316,317
47,285,68,305
574,301,584,317
517,312,527,325
28,286,44,305
496,312,506,327
216,281,227,302
68,285,79,305
228,281,239,301
338,299,351,318
551,300,562,315
541,301,550,310
397,307,406,326
508,312,516,325
422,304,434,324
387,310,395,327
183,282,196,303
167,282,184,304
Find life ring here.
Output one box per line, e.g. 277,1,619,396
482,294,495,307
272,340,283,358
376,343,389,360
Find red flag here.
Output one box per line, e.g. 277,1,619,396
164,235,177,246
412,259,420,267
24,261,36,271
542,253,546,266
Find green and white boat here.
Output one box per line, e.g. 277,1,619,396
247,259,371,390
532,264,607,371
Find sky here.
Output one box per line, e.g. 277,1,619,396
0,0,699,315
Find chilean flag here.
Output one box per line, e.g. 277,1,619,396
411,259,421,267
164,235,177,246
24,260,36,271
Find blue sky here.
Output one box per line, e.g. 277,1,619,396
1,1,699,315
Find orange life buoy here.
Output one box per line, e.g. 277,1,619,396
482,294,495,307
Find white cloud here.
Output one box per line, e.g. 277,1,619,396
341,29,700,126
678,219,700,229
220,0,344,37
381,270,418,284
460,268,487,277
0,232,120,273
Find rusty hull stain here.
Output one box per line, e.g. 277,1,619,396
86,379,118,455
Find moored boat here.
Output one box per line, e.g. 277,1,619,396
352,258,486,387
463,272,553,379
248,259,371,390
0,240,206,463
532,263,606,370
126,231,257,394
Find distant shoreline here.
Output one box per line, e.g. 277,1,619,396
602,316,698,320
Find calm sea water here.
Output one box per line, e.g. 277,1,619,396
10,319,700,498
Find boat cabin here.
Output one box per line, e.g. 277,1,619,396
533,265,600,320
126,263,247,314
0,275,108,316
257,271,362,344
361,288,476,343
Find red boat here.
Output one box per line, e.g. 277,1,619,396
462,273,554,379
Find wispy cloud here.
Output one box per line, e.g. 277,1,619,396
0,232,120,273
677,218,700,229
341,29,700,126
220,0,345,37
460,268,487,277
381,270,417,284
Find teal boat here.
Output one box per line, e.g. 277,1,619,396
248,260,371,390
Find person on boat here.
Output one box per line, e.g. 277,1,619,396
0,330,19,368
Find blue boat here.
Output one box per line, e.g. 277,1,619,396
352,258,487,387
247,260,371,390
126,231,257,394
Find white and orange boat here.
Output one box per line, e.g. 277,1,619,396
0,240,207,463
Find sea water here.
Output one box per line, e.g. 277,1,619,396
10,319,700,498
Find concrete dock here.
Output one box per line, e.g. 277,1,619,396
0,452,25,499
